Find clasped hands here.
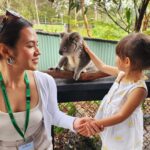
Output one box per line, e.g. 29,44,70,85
73,117,104,137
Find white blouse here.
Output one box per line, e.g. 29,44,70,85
0,71,75,141
34,71,75,140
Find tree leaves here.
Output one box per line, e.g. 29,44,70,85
126,7,131,24
70,1,81,13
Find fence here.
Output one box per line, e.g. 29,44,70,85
37,31,117,70
37,31,150,74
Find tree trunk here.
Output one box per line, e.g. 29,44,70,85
74,9,78,28
142,12,150,31
34,0,40,24
134,0,150,32
66,0,72,32
6,0,11,8
94,1,98,21
80,0,91,37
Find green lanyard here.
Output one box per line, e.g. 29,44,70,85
0,72,31,141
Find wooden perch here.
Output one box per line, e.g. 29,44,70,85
43,69,110,81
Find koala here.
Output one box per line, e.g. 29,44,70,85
56,32,97,80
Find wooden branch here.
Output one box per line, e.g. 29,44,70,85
42,69,110,81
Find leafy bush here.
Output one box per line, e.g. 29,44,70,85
54,102,76,134
92,21,127,40
33,21,128,40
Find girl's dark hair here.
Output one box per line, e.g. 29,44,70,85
0,17,32,48
116,33,150,70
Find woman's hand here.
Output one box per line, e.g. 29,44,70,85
74,117,104,137
79,119,104,137
73,117,92,131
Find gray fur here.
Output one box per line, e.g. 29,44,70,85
56,32,97,80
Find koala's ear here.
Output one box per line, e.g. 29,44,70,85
69,32,82,42
60,32,66,38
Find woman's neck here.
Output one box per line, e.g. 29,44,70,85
1,64,26,89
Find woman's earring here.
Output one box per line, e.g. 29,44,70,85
7,57,15,65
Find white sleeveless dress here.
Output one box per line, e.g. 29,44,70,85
95,72,148,150
0,98,53,150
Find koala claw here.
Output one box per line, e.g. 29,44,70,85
73,73,80,81
55,67,61,71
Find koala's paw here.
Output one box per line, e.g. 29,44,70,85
48,67,55,70
55,67,61,71
73,73,80,81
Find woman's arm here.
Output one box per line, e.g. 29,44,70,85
46,75,75,131
83,42,119,76
46,75,102,134
36,71,102,135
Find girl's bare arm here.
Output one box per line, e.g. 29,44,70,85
95,87,147,127
83,43,119,76
77,87,147,136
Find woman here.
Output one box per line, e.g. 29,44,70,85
0,10,100,150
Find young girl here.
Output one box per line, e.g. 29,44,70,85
78,33,150,150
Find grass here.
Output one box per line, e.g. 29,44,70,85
34,24,64,33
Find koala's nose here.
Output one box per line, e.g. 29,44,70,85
59,47,67,55
59,50,63,55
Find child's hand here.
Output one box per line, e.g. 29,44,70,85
87,119,104,135
76,118,104,137
82,41,91,53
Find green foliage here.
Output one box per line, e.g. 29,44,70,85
54,102,76,134
126,8,131,24
144,28,150,35
70,1,81,12
54,126,64,134
34,21,128,40
59,102,76,116
84,7,88,14
34,24,64,33
125,8,132,33
89,21,128,40
92,21,128,40
1,0,148,34
67,103,76,116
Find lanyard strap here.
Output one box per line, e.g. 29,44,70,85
0,72,31,141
